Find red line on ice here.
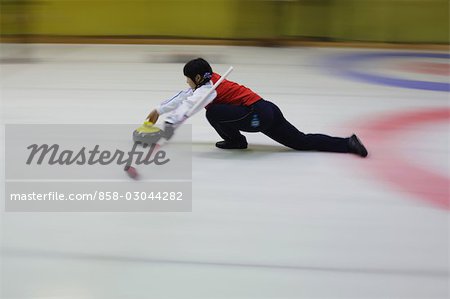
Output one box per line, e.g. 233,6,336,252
395,62,450,76
361,108,449,210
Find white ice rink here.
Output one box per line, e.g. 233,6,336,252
1,44,449,298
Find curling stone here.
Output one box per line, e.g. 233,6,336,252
133,121,163,145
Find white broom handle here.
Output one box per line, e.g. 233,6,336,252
184,66,234,118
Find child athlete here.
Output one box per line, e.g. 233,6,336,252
146,58,368,157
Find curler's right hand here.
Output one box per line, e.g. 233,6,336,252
146,109,159,124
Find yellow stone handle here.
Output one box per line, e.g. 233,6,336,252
135,121,160,134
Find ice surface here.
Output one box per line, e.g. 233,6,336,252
1,44,448,299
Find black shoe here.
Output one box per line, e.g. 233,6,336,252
215,140,248,149
348,134,368,158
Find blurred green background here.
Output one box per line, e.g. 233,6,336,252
1,0,449,43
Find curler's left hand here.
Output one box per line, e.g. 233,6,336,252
163,122,176,140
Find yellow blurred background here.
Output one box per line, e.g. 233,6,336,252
0,0,449,44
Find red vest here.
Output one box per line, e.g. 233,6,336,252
206,73,261,108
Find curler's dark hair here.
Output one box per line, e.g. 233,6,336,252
183,58,213,88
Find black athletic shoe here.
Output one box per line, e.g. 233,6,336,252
215,140,248,149
348,134,368,158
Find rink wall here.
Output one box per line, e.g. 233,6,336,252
0,0,448,43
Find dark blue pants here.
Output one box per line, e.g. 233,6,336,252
205,99,350,152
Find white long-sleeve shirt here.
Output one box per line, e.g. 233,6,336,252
156,73,261,126
156,81,217,125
